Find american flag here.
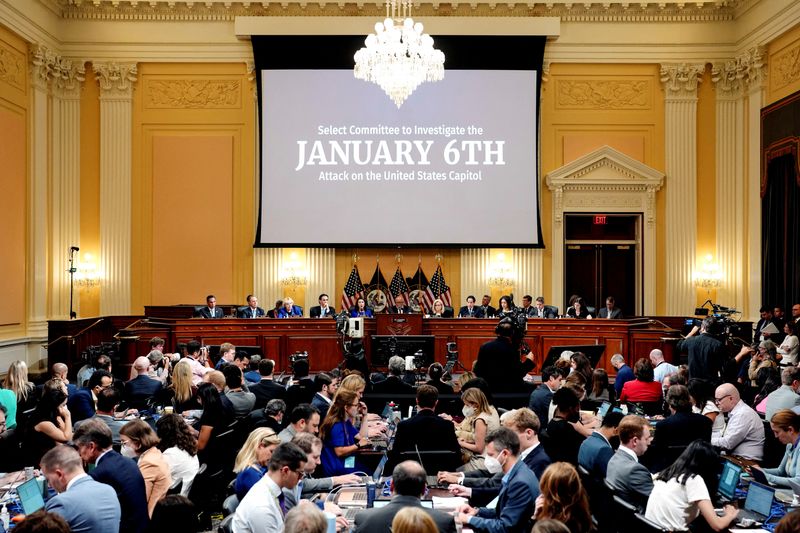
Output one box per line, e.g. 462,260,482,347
389,266,410,305
424,264,452,309
341,265,364,311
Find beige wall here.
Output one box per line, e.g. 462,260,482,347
767,23,800,105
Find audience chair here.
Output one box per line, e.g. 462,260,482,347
634,512,673,533
222,494,239,516
167,478,183,496
762,419,784,468
218,514,234,533
610,492,640,533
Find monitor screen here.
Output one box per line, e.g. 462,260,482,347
744,482,774,516
718,460,741,500
17,477,45,515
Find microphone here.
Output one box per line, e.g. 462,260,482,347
70,246,80,251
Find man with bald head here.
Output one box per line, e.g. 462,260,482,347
124,356,163,410
354,460,456,533
711,383,765,460
650,349,677,384
50,363,77,396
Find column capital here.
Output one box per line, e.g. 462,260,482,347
94,62,138,97
659,63,705,99
29,43,58,90
53,57,87,99
712,46,766,99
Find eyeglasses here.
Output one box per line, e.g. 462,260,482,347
292,468,306,479
714,394,732,404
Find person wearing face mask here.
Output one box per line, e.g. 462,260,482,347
448,388,500,472
119,420,173,517
72,419,149,533
454,427,540,533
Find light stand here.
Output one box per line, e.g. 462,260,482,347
68,246,79,319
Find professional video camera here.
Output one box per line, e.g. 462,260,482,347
288,351,309,373
496,308,531,356
80,341,120,364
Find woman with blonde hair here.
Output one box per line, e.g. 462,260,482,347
453,387,500,471
232,427,281,499
391,507,438,533
120,419,173,517
534,462,593,533
5,360,36,415
163,359,201,413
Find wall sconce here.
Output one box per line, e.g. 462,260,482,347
75,252,100,289
694,254,722,296
280,252,308,289
488,252,515,289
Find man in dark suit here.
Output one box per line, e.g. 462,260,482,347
310,372,336,414
479,294,497,319
68,370,113,423
277,297,303,318
354,460,456,533
309,293,335,318
389,294,413,314
598,296,624,319
372,356,415,396
285,359,315,412
458,295,484,318
197,294,224,318
454,428,539,533
73,419,149,533
529,297,558,319
237,294,265,318
249,358,287,410
645,384,711,472
249,398,286,433
578,410,623,478
387,385,461,472
474,320,534,393
528,366,562,426
41,445,122,533
606,415,654,511
124,357,163,410
676,316,726,382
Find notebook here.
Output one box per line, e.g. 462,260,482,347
17,477,45,515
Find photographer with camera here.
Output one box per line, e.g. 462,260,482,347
474,317,534,393
677,316,727,383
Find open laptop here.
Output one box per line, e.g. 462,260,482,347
338,454,389,507
717,460,742,503
735,481,775,526
16,477,45,515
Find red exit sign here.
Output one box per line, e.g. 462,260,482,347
593,215,607,225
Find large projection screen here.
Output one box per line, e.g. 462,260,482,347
252,35,545,247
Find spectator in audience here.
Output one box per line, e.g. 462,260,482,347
124,357,163,411
529,366,562,427
161,359,201,413
67,370,113,423
40,445,122,533
765,366,800,421
25,379,72,466
120,420,172,517
777,510,800,533
232,442,307,532
779,321,799,366
249,358,287,410
587,368,610,403
47,363,77,397
751,409,800,488
650,349,678,384
155,414,199,497
12,510,72,533
213,342,236,370
450,387,500,471
5,360,36,416
319,389,372,476
310,372,336,414
354,460,456,533
372,356,415,395
452,371,476,394
233,427,282,499
454,428,539,533
711,382,765,460
243,354,261,384
249,398,285,433
288,432,361,503
647,385,712,472
74,387,128,446
182,340,213,386
223,365,256,416
284,500,328,533
426,362,454,395
195,382,226,460
392,507,438,533
233,352,251,373
279,404,321,442
606,415,654,510
645,440,737,531
610,354,634,397
286,359,316,412
72,419,149,533
541,387,586,466
569,353,594,391
619,358,663,403
748,340,780,387
387,385,461,472
533,462,593,533
577,410,624,478
0,380,16,432
531,519,570,533
146,495,200,533
688,378,725,438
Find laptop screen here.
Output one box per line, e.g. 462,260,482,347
597,401,611,419
17,477,45,515
744,482,775,517
373,454,389,482
718,461,741,500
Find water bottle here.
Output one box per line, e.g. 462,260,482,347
366,480,376,508
1,503,9,531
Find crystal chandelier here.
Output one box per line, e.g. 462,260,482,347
354,0,445,108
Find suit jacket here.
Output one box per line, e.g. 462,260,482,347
277,305,303,318
46,475,122,533
469,461,540,533
371,375,415,396
458,305,485,318
389,305,413,314
598,307,623,319
197,306,224,318
606,449,653,511
480,305,497,318
528,385,555,426
468,444,550,506
285,378,316,411
525,306,557,319
67,387,96,422
387,409,461,472
90,450,150,533
249,379,287,410
124,375,163,410
354,495,457,533
578,431,615,478
309,305,335,318
350,308,374,318
646,411,712,472
474,337,534,393
237,306,265,318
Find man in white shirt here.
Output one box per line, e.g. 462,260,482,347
232,442,308,533
184,340,213,386
650,349,678,384
606,415,654,511
711,383,765,460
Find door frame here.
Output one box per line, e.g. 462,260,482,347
545,146,664,315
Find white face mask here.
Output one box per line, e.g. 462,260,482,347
121,444,137,459
484,453,504,474
462,406,475,418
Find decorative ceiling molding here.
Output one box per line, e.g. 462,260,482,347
50,0,747,22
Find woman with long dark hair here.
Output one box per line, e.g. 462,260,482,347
156,413,200,497
195,382,224,459
688,378,724,437
533,462,593,533
570,353,594,392
497,295,514,317
24,379,71,465
645,440,737,531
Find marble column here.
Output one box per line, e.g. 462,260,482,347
253,248,282,311
95,62,137,316
660,63,705,315
306,248,335,308
460,249,491,302
511,249,543,297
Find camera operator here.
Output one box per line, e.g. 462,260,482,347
474,317,534,393
677,317,727,383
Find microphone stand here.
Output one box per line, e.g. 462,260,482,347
68,246,78,319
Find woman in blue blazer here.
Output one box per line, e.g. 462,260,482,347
350,297,374,318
